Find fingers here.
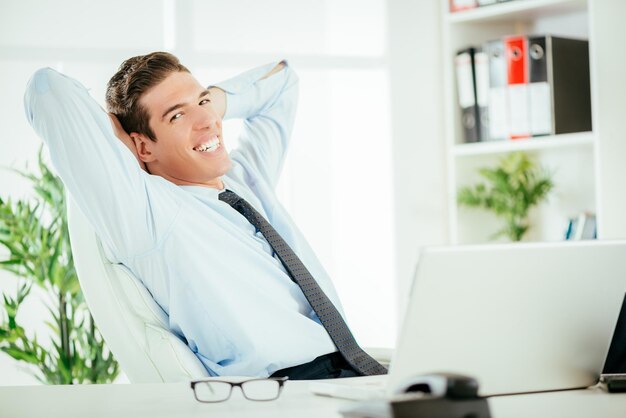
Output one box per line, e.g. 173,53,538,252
108,113,148,172
108,113,131,140
260,61,286,80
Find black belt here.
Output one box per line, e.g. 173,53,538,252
270,352,359,380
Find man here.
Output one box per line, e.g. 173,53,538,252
24,52,386,379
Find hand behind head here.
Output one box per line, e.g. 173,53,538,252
108,113,148,172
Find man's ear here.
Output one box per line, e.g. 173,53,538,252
130,133,157,163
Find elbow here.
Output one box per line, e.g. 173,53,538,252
24,67,55,124
24,68,62,124
24,67,87,126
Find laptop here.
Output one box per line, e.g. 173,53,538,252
600,294,626,392
310,240,626,399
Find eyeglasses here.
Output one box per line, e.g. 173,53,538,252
190,377,289,403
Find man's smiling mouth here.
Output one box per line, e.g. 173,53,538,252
193,135,220,153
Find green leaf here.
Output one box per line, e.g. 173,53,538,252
0,149,119,384
457,152,554,241
2,346,40,365
0,259,23,266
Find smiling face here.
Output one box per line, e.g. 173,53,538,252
132,71,231,189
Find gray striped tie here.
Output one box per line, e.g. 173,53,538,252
219,189,387,376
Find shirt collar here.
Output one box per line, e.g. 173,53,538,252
179,179,228,200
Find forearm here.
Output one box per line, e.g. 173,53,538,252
208,61,285,121
212,60,298,188
212,60,297,121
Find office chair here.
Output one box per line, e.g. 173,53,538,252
67,197,209,383
67,197,392,383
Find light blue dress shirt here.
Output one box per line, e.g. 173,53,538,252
24,61,344,377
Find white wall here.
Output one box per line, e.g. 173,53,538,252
590,0,626,239
386,0,448,316
0,0,448,384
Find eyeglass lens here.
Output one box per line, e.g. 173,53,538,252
194,380,281,402
241,380,281,401
194,382,232,402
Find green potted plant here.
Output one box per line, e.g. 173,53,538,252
457,152,555,242
0,150,119,384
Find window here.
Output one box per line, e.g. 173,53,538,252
0,2,396,381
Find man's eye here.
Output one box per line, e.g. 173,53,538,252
200,99,211,105
170,113,182,122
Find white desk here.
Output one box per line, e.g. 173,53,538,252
0,381,344,418
0,382,624,418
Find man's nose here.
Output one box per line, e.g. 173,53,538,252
193,107,219,130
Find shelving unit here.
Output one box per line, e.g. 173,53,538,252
446,0,587,24
452,131,593,157
442,0,626,244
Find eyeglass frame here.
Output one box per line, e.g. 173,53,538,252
190,376,289,403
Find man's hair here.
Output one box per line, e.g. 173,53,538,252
106,51,190,141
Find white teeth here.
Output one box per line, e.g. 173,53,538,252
194,137,220,153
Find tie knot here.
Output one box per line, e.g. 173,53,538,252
218,189,241,206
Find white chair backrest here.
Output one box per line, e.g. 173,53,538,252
66,197,209,383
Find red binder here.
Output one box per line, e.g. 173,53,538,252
504,36,530,139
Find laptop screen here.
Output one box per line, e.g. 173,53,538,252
389,241,626,396
602,294,626,375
